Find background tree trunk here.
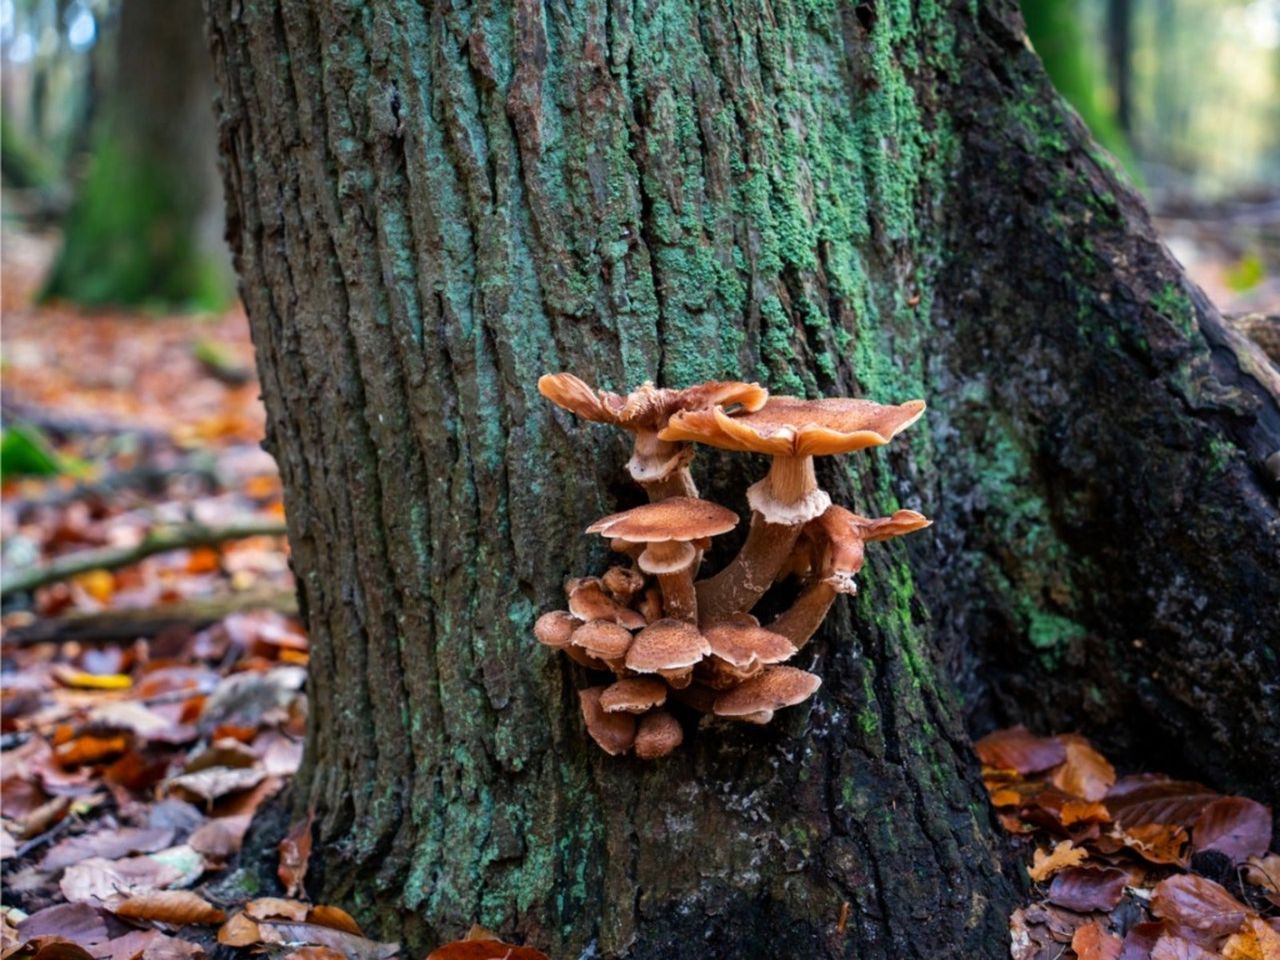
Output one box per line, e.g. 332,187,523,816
205,0,1280,956
43,0,232,309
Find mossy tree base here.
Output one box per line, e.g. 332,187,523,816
206,0,1279,955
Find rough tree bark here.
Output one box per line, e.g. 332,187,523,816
43,0,232,308
205,0,1280,956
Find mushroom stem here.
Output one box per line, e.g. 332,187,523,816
657,569,697,621
694,515,804,623
641,468,697,501
767,580,839,649
628,430,697,501
763,455,818,505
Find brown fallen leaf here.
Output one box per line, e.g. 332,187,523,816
1047,866,1129,913
255,922,398,960
1051,735,1116,802
426,925,549,960
60,855,185,904
16,904,108,946
1028,840,1088,882
975,726,1067,775
1116,822,1191,867
188,814,251,860
1072,920,1122,960
1150,935,1220,960
1106,775,1219,829
216,914,261,947
1151,874,1251,940
110,891,225,926
1120,921,1167,960
165,766,266,806
278,810,314,898
281,950,346,960
1245,853,1280,902
1221,916,1280,960
1191,796,1272,865
40,827,175,872
4,936,96,960
308,906,363,937
90,929,204,960
245,898,309,922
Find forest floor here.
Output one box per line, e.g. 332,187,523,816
1,218,1277,960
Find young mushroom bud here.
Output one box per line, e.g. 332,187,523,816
571,620,634,673
660,396,926,622
602,565,646,604
534,610,579,648
768,506,932,649
538,373,767,501
587,498,738,622
635,710,684,759
712,665,822,724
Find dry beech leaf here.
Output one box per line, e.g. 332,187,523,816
110,891,225,926
308,906,363,937
40,827,174,872
975,726,1067,775
426,936,550,960
59,855,184,904
16,905,107,946
4,936,96,960
1028,840,1088,882
1117,822,1190,866
188,814,252,860
1245,854,1280,897
1150,935,1221,960
1072,920,1122,960
1047,867,1129,913
1221,916,1280,960
254,922,398,960
165,766,266,806
1191,796,1273,864
1106,775,1219,829
281,950,347,960
278,811,314,898
1151,874,1251,939
217,914,261,947
1051,735,1116,802
245,898,310,922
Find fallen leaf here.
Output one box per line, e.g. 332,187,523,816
54,735,129,768
1047,867,1129,912
1106,775,1219,829
425,937,550,960
1150,935,1220,960
1028,840,1088,882
975,726,1067,774
1151,874,1250,940
188,815,251,860
245,898,309,922
281,950,345,960
278,811,314,898
40,827,174,872
308,906,362,937
1072,920,1123,960
1245,854,1280,898
1221,916,1280,960
1051,735,1116,802
1192,796,1272,864
4,936,96,960
51,668,132,691
1120,922,1167,960
165,766,266,806
216,914,261,947
60,855,185,904
17,904,108,946
255,923,398,960
110,891,225,925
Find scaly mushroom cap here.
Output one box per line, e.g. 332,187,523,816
580,687,637,755
599,677,668,713
660,396,926,457
538,374,767,430
587,498,739,546
533,610,579,648
811,505,931,594
625,618,711,673
571,620,634,660
635,710,684,759
704,621,796,670
602,565,646,603
713,666,822,719
566,577,647,630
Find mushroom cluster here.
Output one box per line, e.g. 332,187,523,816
535,373,932,759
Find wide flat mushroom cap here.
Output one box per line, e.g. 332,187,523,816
661,397,926,457
853,508,933,542
571,620,634,660
635,710,684,759
626,618,711,672
580,687,637,755
713,665,822,717
704,622,796,669
587,497,739,544
539,374,766,430
600,677,668,713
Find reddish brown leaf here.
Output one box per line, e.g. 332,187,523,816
1073,920,1123,960
244,898,309,922
426,937,550,960
1116,822,1191,867
5,937,96,960
1046,866,1129,912
307,906,362,937
975,726,1067,774
1191,796,1272,864
17,905,108,946
1151,874,1250,940
1051,735,1116,802
1120,921,1167,960
110,891,225,926
280,950,346,960
1150,935,1219,960
188,815,251,860
40,827,174,872
277,811,314,898
1106,775,1218,829
216,914,261,947
1221,916,1280,960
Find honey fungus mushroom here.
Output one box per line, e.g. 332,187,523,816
713,665,822,725
769,506,932,649
538,373,767,500
625,617,711,688
660,396,926,622
587,497,738,622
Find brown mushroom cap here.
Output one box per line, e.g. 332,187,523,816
810,505,931,594
587,497,739,546
602,565,646,603
566,577,646,630
538,374,767,430
580,687,637,755
625,618,711,673
534,610,580,648
571,620,634,660
713,666,822,718
704,621,796,669
599,677,668,713
660,396,926,458
635,711,684,759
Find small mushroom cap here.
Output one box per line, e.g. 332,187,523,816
602,565,646,603
635,710,684,759
587,497,739,544
660,396,926,458
810,506,932,594
704,621,797,669
852,508,932,542
625,618,711,673
566,577,647,630
580,687,637,755
599,677,668,713
534,610,580,648
713,666,822,718
538,374,767,430
571,619,634,660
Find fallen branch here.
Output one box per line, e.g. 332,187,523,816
1,587,298,646
0,518,288,598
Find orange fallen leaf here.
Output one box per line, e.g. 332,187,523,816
975,726,1066,775
426,924,549,960
1245,853,1280,897
53,735,129,768
217,913,261,947
278,810,314,898
309,905,363,936
72,570,115,604
111,891,225,925
1221,916,1280,960
1118,822,1190,866
1072,919,1122,960
1051,735,1115,802
1028,840,1088,882
245,898,309,922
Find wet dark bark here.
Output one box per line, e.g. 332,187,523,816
205,0,1279,956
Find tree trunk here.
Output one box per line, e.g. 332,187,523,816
43,0,232,309
205,0,1280,956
